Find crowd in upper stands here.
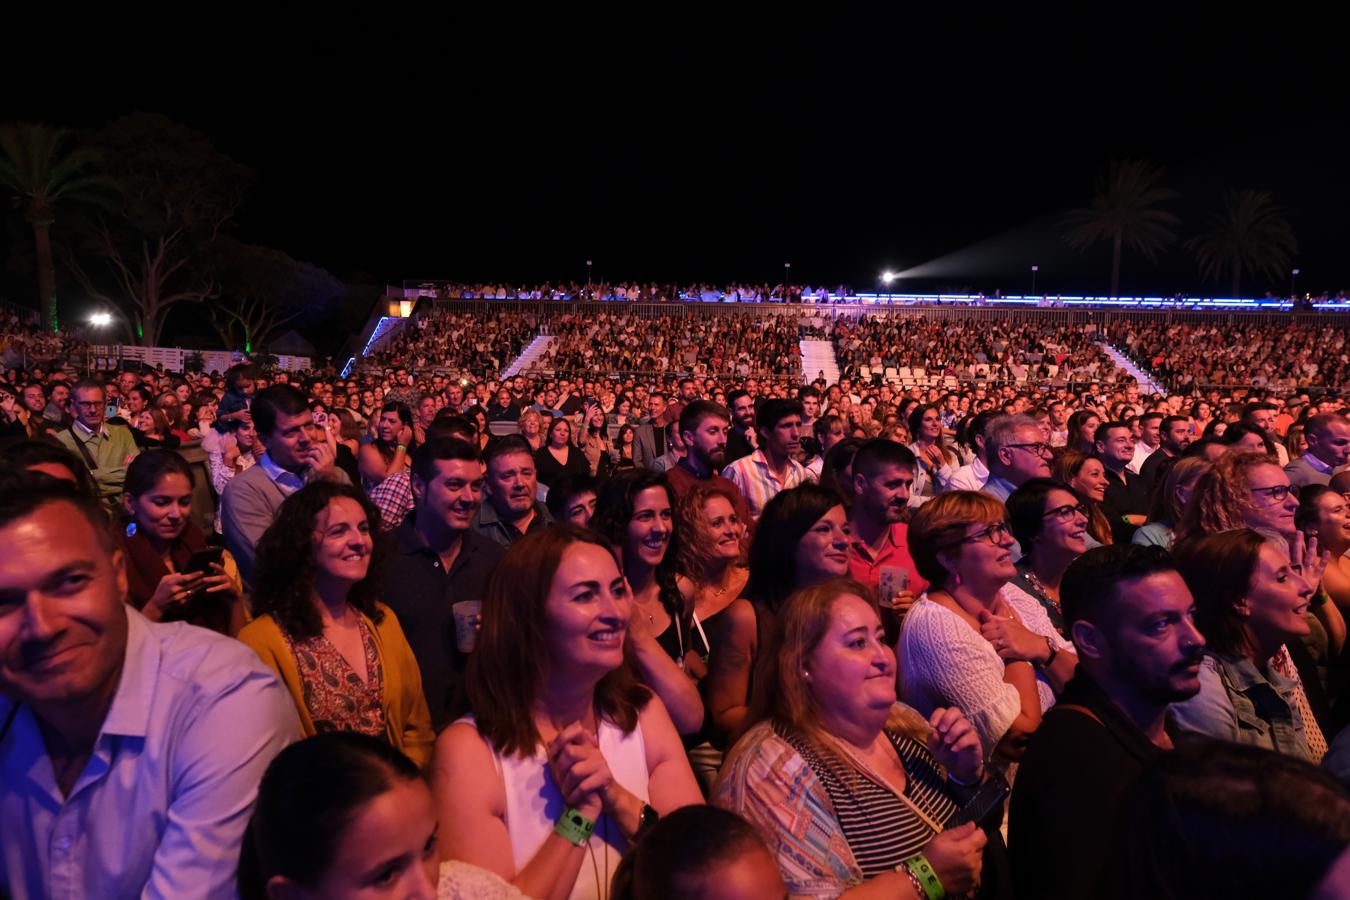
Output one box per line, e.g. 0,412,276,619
1110,319,1350,393
4,301,1350,900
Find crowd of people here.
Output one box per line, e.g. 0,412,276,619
403,281,854,304
3,319,1350,899
1111,319,1350,394
832,315,1121,386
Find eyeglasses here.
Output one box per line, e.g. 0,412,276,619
1005,442,1053,458
1043,503,1088,522
1251,484,1293,504
962,521,1012,546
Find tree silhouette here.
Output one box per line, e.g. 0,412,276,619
1063,159,1180,297
0,122,118,333
1185,189,1297,298
65,113,252,346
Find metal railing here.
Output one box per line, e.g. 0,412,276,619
416,297,1344,328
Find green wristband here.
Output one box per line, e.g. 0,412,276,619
554,808,595,847
902,854,945,900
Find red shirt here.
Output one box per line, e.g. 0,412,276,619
848,521,928,604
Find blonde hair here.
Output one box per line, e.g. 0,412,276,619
907,490,1006,586
1175,452,1280,546
674,482,744,578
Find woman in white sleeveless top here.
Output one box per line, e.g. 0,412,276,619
431,526,703,900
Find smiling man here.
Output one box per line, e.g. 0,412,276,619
383,438,504,721
472,435,554,548
55,380,140,505
846,440,928,632
222,385,350,587
0,473,296,900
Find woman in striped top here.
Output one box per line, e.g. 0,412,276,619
714,577,998,899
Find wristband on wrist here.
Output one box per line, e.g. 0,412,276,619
396,444,408,454
554,808,595,847
899,862,928,899
902,853,945,900
1311,588,1330,610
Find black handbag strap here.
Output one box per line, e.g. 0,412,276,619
66,425,98,470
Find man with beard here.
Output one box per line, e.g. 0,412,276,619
664,399,751,528
1009,544,1205,900
471,435,553,547
724,389,757,463
384,438,503,721
846,439,927,640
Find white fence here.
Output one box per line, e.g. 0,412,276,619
87,345,312,373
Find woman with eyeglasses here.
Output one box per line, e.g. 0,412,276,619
899,491,1050,763
1003,480,1093,658
1175,451,1300,545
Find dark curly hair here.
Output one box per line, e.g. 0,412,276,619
252,481,386,640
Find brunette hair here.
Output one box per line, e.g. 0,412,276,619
461,525,650,757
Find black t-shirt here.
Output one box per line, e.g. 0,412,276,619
1009,675,1164,900
380,519,505,725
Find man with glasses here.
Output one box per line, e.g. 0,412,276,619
1095,421,1149,544
981,414,1053,503
55,380,140,505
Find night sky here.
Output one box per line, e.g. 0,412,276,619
5,24,1348,302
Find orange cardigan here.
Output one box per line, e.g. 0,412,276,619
237,602,434,768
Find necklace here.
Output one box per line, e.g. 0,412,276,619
1022,569,1061,615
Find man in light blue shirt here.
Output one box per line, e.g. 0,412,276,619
0,473,298,900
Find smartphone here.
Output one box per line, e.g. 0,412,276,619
945,773,1010,829
106,402,119,418
185,548,225,576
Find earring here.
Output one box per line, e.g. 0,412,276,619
954,571,963,587
803,670,811,680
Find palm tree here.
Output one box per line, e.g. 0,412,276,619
1185,189,1297,298
0,122,117,333
1063,159,1181,297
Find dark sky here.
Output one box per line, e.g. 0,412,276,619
5,23,1348,301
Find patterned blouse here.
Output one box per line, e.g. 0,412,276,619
284,619,387,738
714,717,958,898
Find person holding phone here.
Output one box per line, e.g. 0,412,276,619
121,449,248,636
714,578,999,899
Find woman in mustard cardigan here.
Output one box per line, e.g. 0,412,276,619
238,480,433,767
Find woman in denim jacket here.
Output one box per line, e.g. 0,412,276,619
1170,529,1321,760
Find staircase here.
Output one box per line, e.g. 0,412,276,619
1102,344,1168,395
363,316,408,357
800,339,840,386
504,334,558,378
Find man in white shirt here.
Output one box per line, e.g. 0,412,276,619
950,411,995,492
1126,412,1162,475
0,473,297,900
722,399,813,520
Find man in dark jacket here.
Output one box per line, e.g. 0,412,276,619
1009,544,1206,900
